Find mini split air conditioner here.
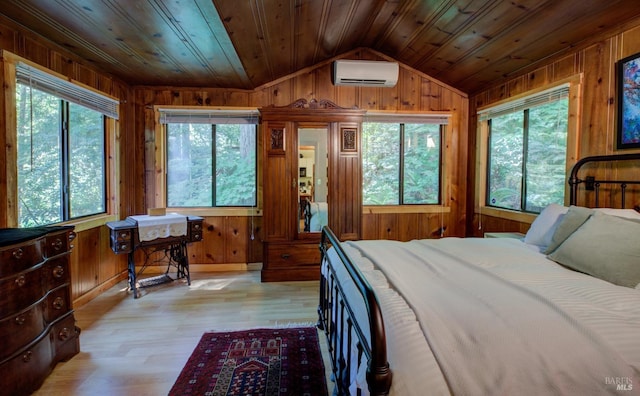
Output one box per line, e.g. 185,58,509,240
332,60,399,87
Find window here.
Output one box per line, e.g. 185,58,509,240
15,63,115,227
161,109,258,207
362,118,443,205
481,85,569,213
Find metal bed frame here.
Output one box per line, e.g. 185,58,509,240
318,153,640,396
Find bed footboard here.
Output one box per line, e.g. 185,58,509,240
317,226,391,395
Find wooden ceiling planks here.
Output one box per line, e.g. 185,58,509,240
1,0,640,93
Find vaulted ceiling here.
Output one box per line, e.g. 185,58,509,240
2,0,640,94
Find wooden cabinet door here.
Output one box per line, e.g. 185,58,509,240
329,122,361,240
262,121,292,241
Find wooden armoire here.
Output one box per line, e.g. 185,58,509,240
260,99,365,281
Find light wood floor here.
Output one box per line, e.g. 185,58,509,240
34,271,334,396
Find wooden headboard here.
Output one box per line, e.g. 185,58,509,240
568,153,640,211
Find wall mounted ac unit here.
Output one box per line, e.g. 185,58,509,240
332,60,399,87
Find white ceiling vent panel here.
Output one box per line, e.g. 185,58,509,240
332,60,399,87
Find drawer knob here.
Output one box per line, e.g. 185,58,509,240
281,253,290,259
12,248,23,260
193,224,201,230
15,275,26,287
119,244,128,251
22,351,32,363
59,327,70,341
15,315,26,325
53,297,65,310
53,265,65,278
119,232,128,238
51,238,64,251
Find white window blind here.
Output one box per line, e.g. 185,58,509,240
158,108,260,124
16,62,119,120
478,84,570,121
364,111,450,124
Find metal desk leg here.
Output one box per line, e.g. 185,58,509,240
169,241,191,285
128,251,140,299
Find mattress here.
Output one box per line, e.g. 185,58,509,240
324,237,640,395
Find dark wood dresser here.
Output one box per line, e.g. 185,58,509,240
0,226,80,395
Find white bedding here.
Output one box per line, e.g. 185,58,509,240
325,237,640,396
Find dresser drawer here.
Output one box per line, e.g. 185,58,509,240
0,301,45,361
0,266,45,314
44,232,71,258
46,257,70,288
266,243,320,269
0,332,52,395
51,312,80,362
0,239,44,277
44,285,72,324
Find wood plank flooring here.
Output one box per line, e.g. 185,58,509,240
34,271,333,395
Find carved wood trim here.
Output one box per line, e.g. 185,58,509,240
268,127,285,153
341,128,357,152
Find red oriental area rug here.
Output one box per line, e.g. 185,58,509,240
169,327,328,396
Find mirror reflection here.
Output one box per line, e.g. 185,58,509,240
298,128,328,233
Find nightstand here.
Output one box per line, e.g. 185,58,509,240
484,232,525,239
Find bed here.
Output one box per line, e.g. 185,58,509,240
317,153,640,396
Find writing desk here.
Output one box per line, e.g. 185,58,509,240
106,215,203,298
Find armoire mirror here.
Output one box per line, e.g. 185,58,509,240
298,127,328,234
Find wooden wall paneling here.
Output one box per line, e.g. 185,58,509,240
421,78,442,111
379,82,399,110
359,86,379,109
293,70,314,104
224,216,248,263
0,58,15,227
582,40,615,155
397,213,419,241
144,106,159,211
419,213,443,239
72,228,100,298
268,80,295,107
620,24,640,58
361,213,378,240
336,84,358,110
202,216,226,263
398,67,419,111
451,92,468,237
314,64,336,103
247,215,263,263
378,213,398,240
98,225,121,285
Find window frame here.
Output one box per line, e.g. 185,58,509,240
2,53,119,230
154,106,260,216
475,76,582,223
361,112,450,214
362,121,444,206
164,121,258,208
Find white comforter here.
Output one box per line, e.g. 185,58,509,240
329,237,640,396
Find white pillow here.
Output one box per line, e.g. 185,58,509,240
524,203,569,250
594,208,640,220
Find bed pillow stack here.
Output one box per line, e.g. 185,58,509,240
541,206,640,289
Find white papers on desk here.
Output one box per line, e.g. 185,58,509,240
129,213,188,242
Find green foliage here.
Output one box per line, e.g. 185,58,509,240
362,122,441,205
488,98,568,213
166,123,256,207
